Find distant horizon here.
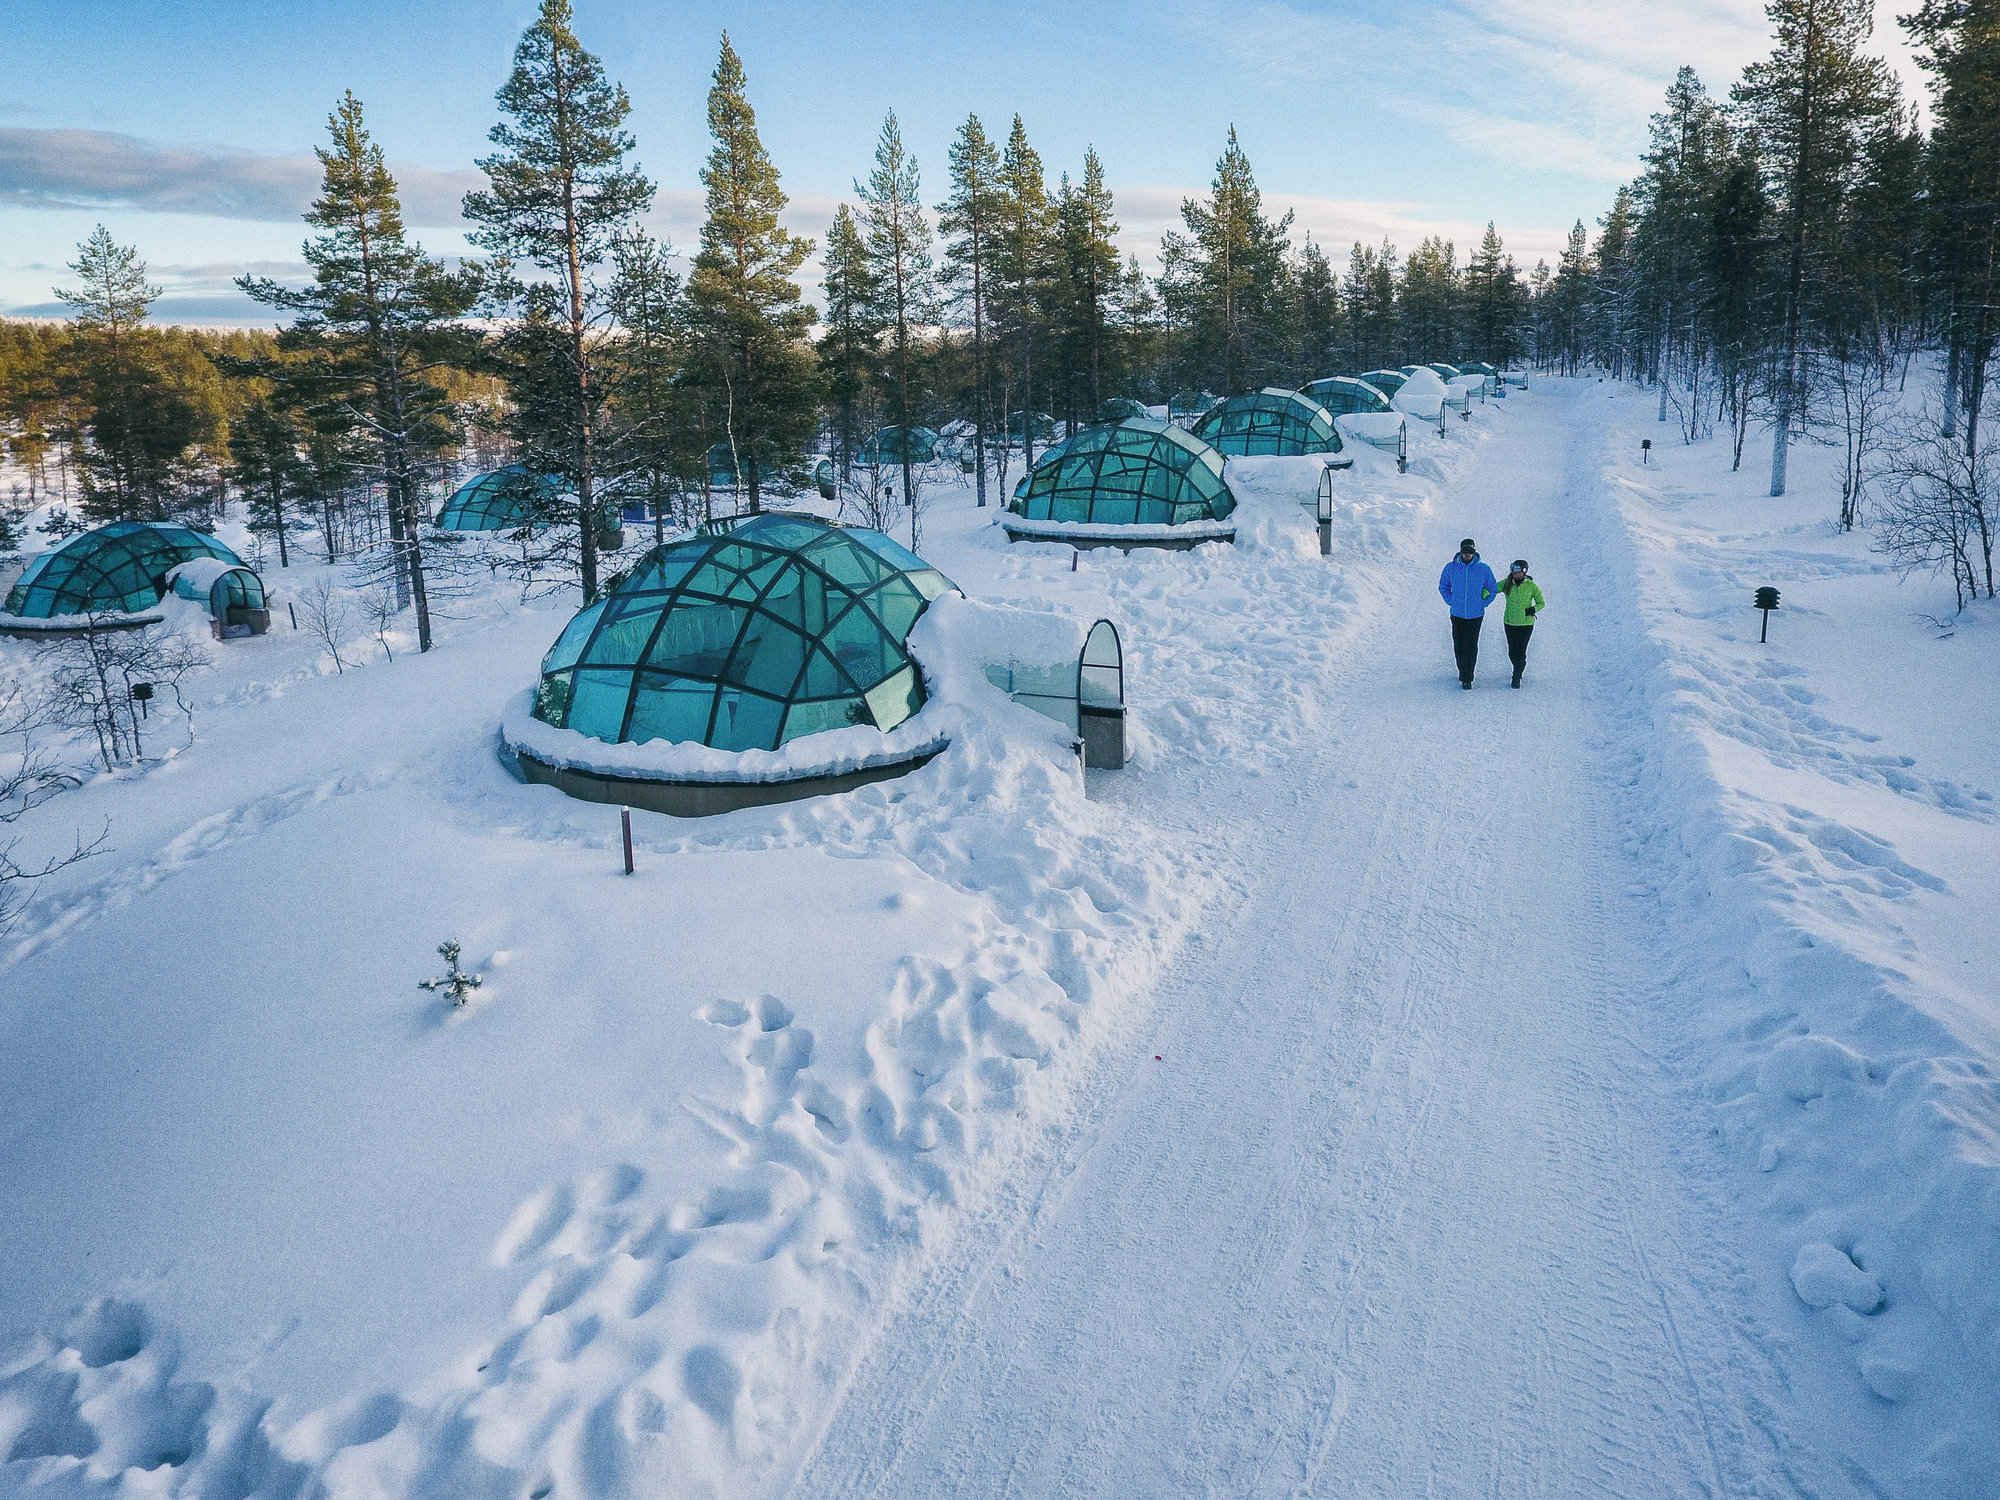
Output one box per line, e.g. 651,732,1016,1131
2,0,1925,327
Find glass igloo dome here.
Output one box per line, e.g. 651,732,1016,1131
4,520,241,619
1008,418,1235,528
530,513,956,754
1300,376,1393,416
1189,388,1340,456
435,466,560,531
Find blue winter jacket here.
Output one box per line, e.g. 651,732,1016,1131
1439,553,1499,618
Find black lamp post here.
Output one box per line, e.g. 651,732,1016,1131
1755,586,1780,642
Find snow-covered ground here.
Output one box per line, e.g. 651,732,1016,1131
2,382,1994,1498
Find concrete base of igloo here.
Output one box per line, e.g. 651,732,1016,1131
513,744,946,819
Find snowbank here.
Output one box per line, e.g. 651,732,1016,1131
1391,367,1447,422
997,515,1237,545
1583,382,2000,1491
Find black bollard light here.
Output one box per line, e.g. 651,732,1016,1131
130,682,154,719
620,805,635,874
1754,586,1780,643
1641,438,1652,465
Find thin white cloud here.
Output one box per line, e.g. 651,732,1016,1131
1167,0,1927,184
1112,184,1573,273
0,128,481,227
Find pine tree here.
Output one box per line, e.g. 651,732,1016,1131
938,115,1003,505
1589,188,1637,375
1165,128,1294,392
1550,222,1593,374
1294,236,1341,382
856,110,934,547
239,92,483,652
1632,68,1728,418
463,0,653,599
1732,0,1897,494
606,231,696,546
231,397,308,567
686,34,818,514
1464,224,1524,367
1704,142,1773,469
992,116,1053,465
55,228,198,521
1908,0,2000,457
1398,236,1460,364
820,204,883,479
1053,148,1122,419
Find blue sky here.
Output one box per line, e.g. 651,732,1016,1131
0,0,1923,324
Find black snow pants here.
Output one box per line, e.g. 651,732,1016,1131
1450,614,1484,685
1505,622,1534,683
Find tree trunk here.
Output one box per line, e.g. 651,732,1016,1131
972,245,988,506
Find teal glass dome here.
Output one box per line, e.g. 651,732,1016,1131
1189,388,1340,456
856,426,939,466
531,513,956,754
1167,390,1220,417
1003,411,1057,446
5,520,240,619
1008,418,1235,526
1301,376,1392,415
1096,397,1151,424
436,466,560,531
1357,369,1409,397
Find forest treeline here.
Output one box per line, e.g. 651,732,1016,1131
1533,0,1998,603
1,0,1995,630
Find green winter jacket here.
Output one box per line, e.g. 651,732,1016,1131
1500,575,1545,627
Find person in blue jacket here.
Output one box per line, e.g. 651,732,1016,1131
1438,537,1498,688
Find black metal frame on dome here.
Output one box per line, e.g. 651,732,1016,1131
1300,377,1394,416
1008,419,1235,527
435,466,559,531
1189,388,1341,456
531,513,956,755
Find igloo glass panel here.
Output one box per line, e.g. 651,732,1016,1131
543,601,607,673
565,668,636,740
624,674,715,745
529,517,953,751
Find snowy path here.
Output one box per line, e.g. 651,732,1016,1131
786,389,1857,1498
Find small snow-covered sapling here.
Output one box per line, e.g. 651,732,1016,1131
419,940,483,1006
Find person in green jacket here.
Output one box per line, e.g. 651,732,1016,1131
1499,559,1545,688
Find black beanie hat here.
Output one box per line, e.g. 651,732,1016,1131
1460,537,1477,551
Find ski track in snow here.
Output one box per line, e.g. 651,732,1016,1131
783,385,1866,1500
